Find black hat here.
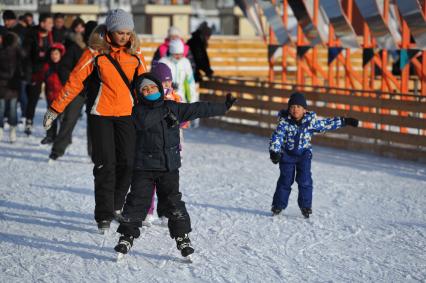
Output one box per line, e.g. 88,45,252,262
2,10,17,21
287,92,307,109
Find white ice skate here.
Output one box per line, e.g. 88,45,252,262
142,213,154,227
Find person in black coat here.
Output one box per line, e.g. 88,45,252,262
114,72,236,259
0,30,22,143
2,10,30,123
186,22,214,82
48,19,97,160
23,13,53,135
52,13,69,44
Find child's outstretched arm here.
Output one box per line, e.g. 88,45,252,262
310,113,358,133
175,93,236,122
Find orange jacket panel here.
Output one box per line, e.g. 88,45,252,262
51,46,147,116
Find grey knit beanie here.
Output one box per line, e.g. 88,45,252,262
139,78,157,90
105,9,134,32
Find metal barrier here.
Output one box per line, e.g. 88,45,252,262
200,76,426,162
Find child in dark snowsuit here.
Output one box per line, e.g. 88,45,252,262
269,92,359,218
114,72,236,259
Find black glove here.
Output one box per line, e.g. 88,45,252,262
164,108,179,128
270,151,281,164
342,117,359,127
225,93,237,110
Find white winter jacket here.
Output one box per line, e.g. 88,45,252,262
159,56,197,103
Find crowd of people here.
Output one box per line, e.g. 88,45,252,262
0,10,214,152
1,8,359,261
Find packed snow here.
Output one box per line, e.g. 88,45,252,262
1,104,425,283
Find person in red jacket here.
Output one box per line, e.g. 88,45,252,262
41,42,66,144
151,26,191,67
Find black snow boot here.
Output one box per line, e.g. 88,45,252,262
97,220,111,234
175,234,194,257
271,206,282,216
114,235,134,255
300,208,312,219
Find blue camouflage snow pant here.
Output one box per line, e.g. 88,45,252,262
272,150,313,210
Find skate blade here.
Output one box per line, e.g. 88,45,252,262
48,158,55,165
98,228,108,235
116,252,126,262
183,255,193,263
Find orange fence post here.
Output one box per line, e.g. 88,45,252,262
311,0,319,86
296,25,305,88
345,0,353,93
328,25,335,89
423,0,426,97
282,0,288,84
268,0,277,82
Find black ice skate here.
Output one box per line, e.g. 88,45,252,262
97,220,111,234
113,210,124,223
300,208,312,219
114,235,134,261
271,206,282,216
24,120,32,136
176,234,194,261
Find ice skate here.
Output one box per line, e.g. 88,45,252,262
300,208,312,219
24,119,32,136
113,210,124,222
159,216,168,227
271,206,282,216
41,136,54,145
142,213,154,227
176,234,194,261
114,235,134,261
97,220,111,234
9,127,16,143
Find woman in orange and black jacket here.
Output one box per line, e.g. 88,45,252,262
43,9,148,232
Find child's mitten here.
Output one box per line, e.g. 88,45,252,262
225,93,237,110
43,108,59,130
270,151,281,164
164,108,179,128
342,117,359,127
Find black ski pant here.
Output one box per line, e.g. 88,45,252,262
117,169,192,239
89,114,136,222
50,94,86,157
156,191,168,218
25,81,42,122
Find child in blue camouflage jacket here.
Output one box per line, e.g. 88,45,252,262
269,92,359,218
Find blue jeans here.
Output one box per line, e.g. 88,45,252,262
19,81,28,118
272,150,313,210
0,98,18,128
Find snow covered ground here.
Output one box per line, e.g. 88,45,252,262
0,105,425,283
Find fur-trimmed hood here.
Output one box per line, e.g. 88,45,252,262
88,24,141,55
67,32,86,50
